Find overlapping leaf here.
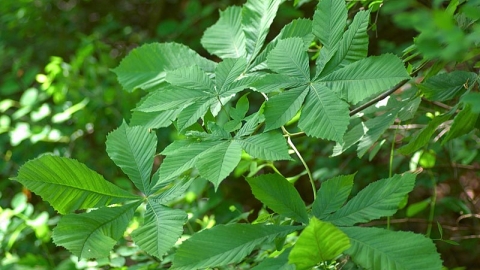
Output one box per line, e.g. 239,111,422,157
132,202,187,259
341,227,443,270
12,155,138,214
324,173,416,226
263,86,308,131
312,174,355,219
172,224,301,269
52,202,140,259
237,132,292,161
106,121,157,194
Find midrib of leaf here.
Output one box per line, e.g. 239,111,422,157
309,84,336,138
124,128,150,192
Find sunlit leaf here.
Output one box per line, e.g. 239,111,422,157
237,132,292,161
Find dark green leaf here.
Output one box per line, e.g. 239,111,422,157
419,71,476,101
264,86,308,131
312,174,355,219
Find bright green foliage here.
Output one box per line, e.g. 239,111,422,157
132,203,187,259
247,174,309,223
106,121,157,195
289,218,351,269
312,174,355,219
341,227,443,270
52,202,140,259
323,173,416,226
237,132,292,160
172,224,301,269
12,155,139,214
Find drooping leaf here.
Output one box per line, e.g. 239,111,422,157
158,140,218,182
267,38,310,81
113,43,216,92
132,202,187,259
52,201,140,259
196,140,242,189
357,109,399,158
442,104,479,144
299,83,350,142
106,121,156,194
264,86,308,131
312,174,355,219
247,174,308,223
172,223,301,269
419,71,476,101
313,0,347,49
341,227,443,270
201,6,246,59
319,54,410,104
215,58,248,95
12,155,138,214
237,132,292,161
319,10,370,76
289,218,350,270
242,0,283,62
397,113,452,155
324,173,416,226
135,87,206,112
166,65,214,91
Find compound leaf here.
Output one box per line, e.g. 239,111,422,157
267,38,310,81
247,174,308,223
341,227,443,270
106,121,157,194
172,224,301,269
264,86,308,130
12,155,138,214
166,65,214,92
135,87,206,113
216,58,248,95
52,201,140,259
313,0,347,50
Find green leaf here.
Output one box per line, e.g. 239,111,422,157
331,121,367,157
461,92,480,113
252,248,294,270
113,43,216,92
106,121,156,194
319,10,370,76
158,140,218,182
196,140,242,189
166,65,214,91
172,223,301,269
201,6,246,58
419,71,476,101
289,218,350,269
12,155,138,214
150,178,193,204
135,87,206,112
215,58,248,95
267,38,310,81
130,109,180,129
247,174,308,223
132,202,187,259
237,132,292,161
299,83,350,142
319,54,410,104
264,86,308,131
312,174,355,219
249,18,313,72
397,113,452,155
341,227,443,270
52,202,140,259
313,0,347,49
442,104,479,144
236,110,265,137
242,0,283,62
357,109,399,158
324,173,416,226
251,75,306,93
176,99,215,131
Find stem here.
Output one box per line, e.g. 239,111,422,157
282,126,316,200
426,171,437,237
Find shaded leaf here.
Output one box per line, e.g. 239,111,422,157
442,104,479,144
312,174,355,219
325,173,416,226
53,202,140,259
172,224,301,269
341,227,443,270
12,155,138,214
247,174,308,223
357,109,399,158
419,71,476,101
